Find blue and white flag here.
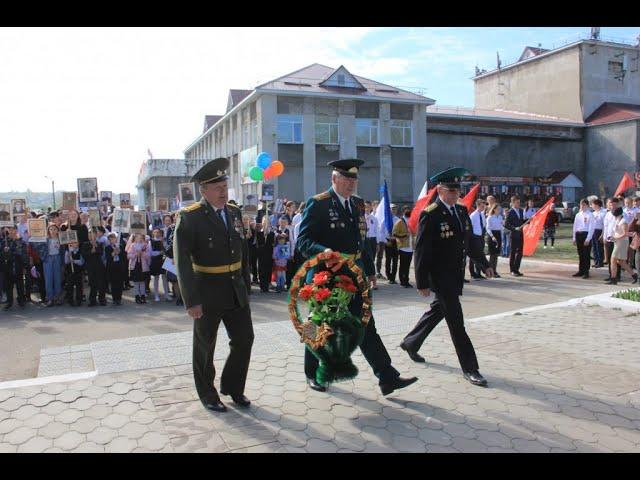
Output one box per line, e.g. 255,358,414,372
374,180,394,237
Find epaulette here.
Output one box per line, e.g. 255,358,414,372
313,191,331,200
181,203,202,214
424,202,438,213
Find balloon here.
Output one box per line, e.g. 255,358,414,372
256,152,272,170
249,166,264,181
270,160,284,177
263,169,273,181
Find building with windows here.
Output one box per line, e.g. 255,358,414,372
183,64,433,204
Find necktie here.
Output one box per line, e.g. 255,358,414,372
450,206,461,230
480,214,486,236
216,208,227,230
344,199,351,216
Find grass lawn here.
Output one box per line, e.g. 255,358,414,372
528,223,580,264
613,289,640,302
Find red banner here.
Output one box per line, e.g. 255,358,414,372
614,172,634,197
460,183,480,212
523,197,555,256
408,187,437,234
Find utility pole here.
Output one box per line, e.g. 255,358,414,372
44,176,55,209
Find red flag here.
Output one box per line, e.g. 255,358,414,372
408,187,437,234
614,172,635,197
523,197,556,256
460,183,480,212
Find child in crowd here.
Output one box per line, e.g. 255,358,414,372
64,241,84,306
272,233,290,293
149,228,170,302
126,233,150,304
82,229,107,307
105,233,125,305
257,215,275,293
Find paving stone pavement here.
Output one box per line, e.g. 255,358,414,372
1,304,640,452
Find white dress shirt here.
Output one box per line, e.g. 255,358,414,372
603,210,617,241
573,210,595,242
524,207,537,220
591,208,605,230
623,207,637,224
365,213,379,239
487,214,504,233
469,210,486,236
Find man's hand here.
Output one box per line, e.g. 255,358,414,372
187,305,203,319
418,288,431,297
484,267,495,279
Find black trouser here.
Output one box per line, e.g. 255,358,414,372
575,231,590,275
509,232,523,273
385,243,398,282
398,250,413,286
248,244,258,282
375,242,385,275
592,229,603,266
487,230,502,273
468,235,485,277
257,249,273,292
65,270,84,304
33,261,46,302
23,264,32,301
366,238,377,266
87,265,107,304
606,241,621,280
304,314,399,385
286,259,295,289
108,270,123,302
4,269,25,307
402,290,479,373
193,303,254,402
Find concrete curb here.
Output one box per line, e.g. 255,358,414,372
0,370,97,391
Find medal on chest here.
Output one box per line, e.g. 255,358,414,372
440,222,453,238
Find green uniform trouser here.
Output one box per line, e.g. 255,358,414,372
192,303,254,402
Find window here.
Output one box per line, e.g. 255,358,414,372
355,119,379,146
390,120,412,147
315,115,339,144
277,114,303,143
608,61,623,75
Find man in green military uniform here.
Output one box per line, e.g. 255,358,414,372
173,157,254,412
296,159,418,395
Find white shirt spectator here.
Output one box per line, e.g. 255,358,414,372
623,207,637,224
365,213,379,239
486,213,504,233
469,210,486,236
573,210,595,242
591,208,605,230
603,210,617,241
524,207,537,220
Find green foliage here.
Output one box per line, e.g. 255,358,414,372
613,289,640,302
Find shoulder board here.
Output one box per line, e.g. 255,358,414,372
351,195,364,206
313,191,331,201
424,203,438,213
181,203,202,213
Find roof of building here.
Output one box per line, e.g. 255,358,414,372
256,63,434,104
426,105,583,126
226,89,252,113
548,171,574,183
585,102,640,126
518,46,550,62
203,115,223,133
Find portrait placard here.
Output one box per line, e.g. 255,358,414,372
77,178,99,203
150,211,163,230
27,218,48,242
11,199,27,220
100,191,113,203
0,203,12,227
129,211,147,235
59,229,78,245
62,192,77,212
156,197,169,212
119,193,131,208
179,183,196,206
88,209,101,228
112,207,130,234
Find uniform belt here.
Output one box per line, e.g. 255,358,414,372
192,261,242,274
343,253,361,260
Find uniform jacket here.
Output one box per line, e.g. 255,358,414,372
414,197,489,295
173,198,249,310
504,207,526,237
296,187,375,277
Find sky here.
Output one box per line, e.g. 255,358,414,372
1,26,638,194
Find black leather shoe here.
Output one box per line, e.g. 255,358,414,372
399,342,425,363
307,378,326,392
572,272,582,277
515,272,524,277
464,371,488,387
380,376,418,396
582,274,589,279
388,280,397,284
220,390,251,407
203,398,227,412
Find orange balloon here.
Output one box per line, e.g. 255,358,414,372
263,165,274,180
271,160,284,177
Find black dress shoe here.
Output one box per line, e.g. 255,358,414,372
307,378,326,392
380,376,418,396
515,272,524,277
463,371,488,387
203,398,227,412
582,274,589,279
399,342,425,363
572,272,583,277
220,390,251,408
388,280,397,284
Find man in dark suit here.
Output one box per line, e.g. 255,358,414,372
504,195,526,276
173,157,254,413
399,167,494,387
296,158,418,396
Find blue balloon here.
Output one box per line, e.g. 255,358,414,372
256,152,273,170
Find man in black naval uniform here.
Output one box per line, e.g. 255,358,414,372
173,157,254,412
399,167,493,387
296,158,418,395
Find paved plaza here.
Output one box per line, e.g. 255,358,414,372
1,259,640,452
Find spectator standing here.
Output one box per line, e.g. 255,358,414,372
572,199,595,279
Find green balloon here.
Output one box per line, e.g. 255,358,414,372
249,166,264,181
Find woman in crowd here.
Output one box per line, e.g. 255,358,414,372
606,206,638,285
35,224,64,307
486,203,503,278
149,228,170,302
257,215,275,293
63,209,89,246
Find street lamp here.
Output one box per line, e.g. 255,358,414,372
44,176,55,209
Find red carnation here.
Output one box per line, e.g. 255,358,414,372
337,275,354,285
314,287,332,302
338,283,358,293
313,271,331,286
299,285,314,301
